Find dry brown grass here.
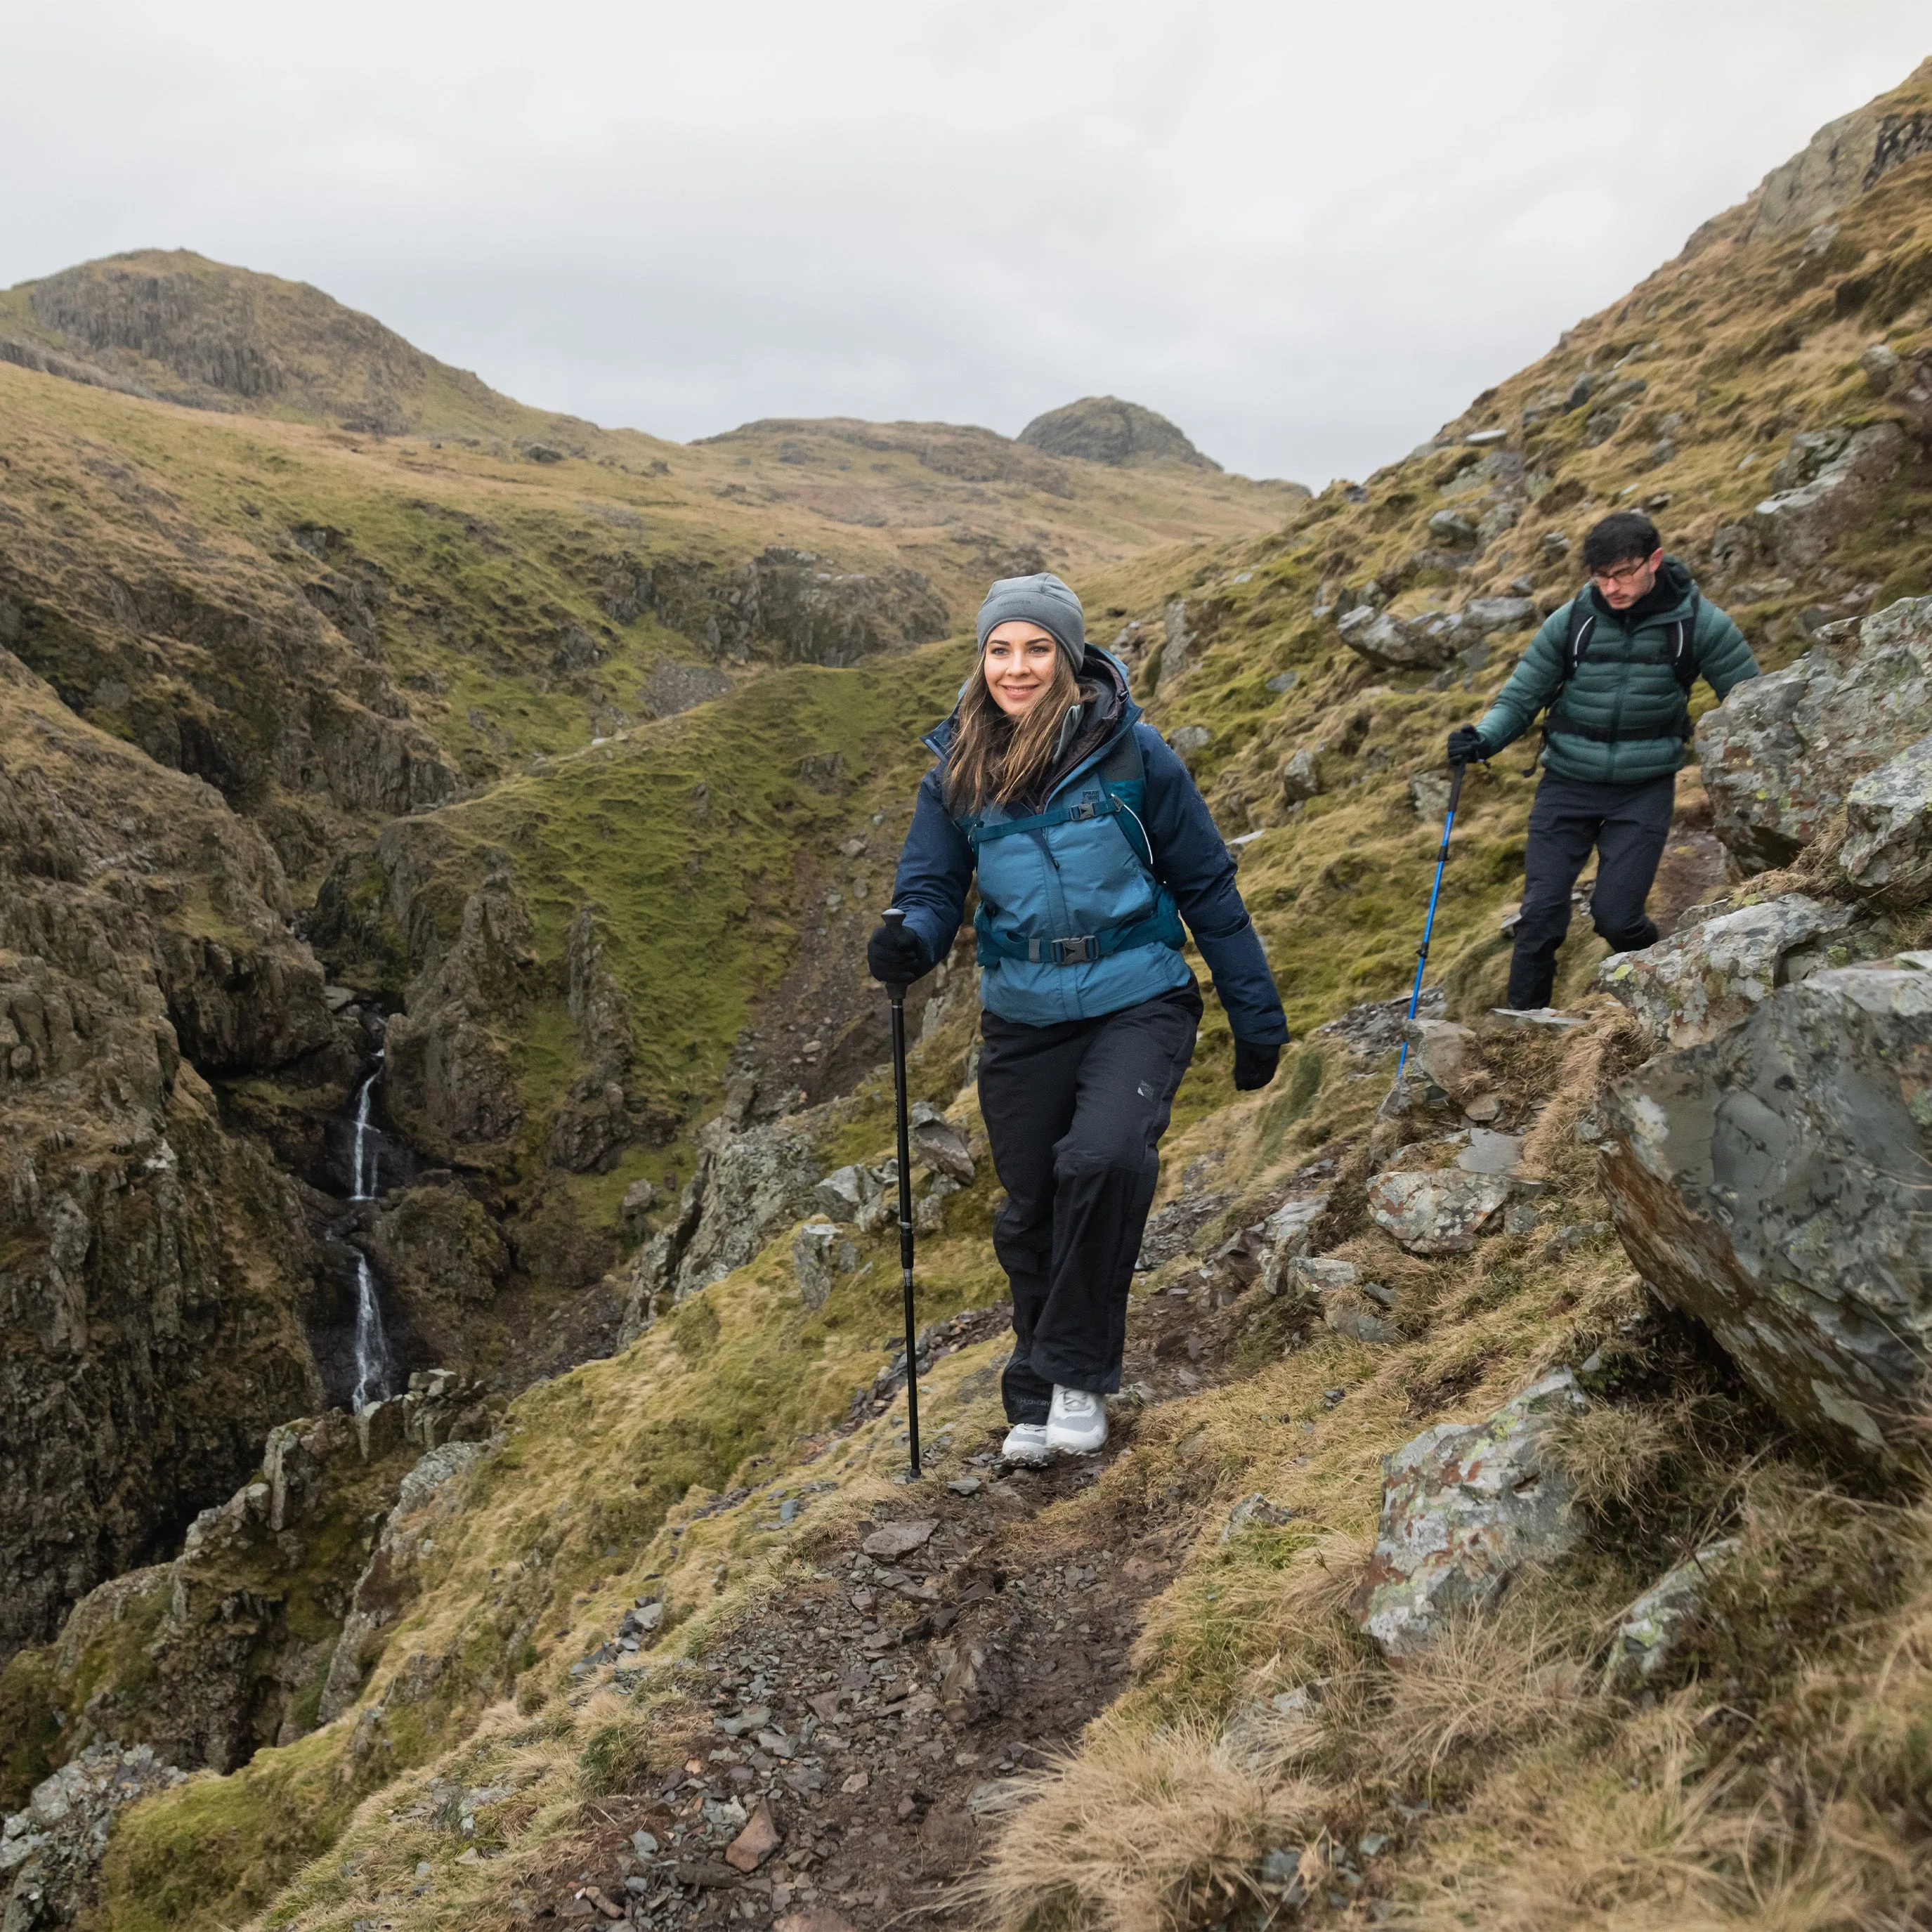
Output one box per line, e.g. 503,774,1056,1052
972,1722,1325,1932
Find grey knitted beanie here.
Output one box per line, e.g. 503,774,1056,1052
976,572,1086,679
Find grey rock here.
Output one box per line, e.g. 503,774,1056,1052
1265,670,1299,694
1601,960,1932,1456
1456,1129,1525,1175
1841,733,1932,909
1397,1017,1482,1103
1325,1298,1396,1344
1751,423,1907,570
1168,724,1213,766
1366,1169,1510,1254
861,1518,937,1559
1355,1371,1588,1654
1409,770,1453,823
793,1222,843,1312
1428,510,1480,551
1460,596,1539,637
1281,748,1324,802
1862,342,1902,394
1289,1255,1361,1296
910,1107,975,1184
1313,987,1444,1061
813,1163,877,1222
1603,1541,1737,1690
1338,607,1456,672
1697,596,1932,872
1255,1194,1331,1295
1598,893,1855,1048
1222,1494,1298,1540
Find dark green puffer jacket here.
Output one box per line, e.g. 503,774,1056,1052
1475,557,1760,784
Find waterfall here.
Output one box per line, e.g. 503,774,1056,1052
347,1053,394,1411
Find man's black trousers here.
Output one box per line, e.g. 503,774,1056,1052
977,982,1201,1424
1508,771,1676,1010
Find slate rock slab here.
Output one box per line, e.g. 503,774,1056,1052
1697,595,1932,873
1366,1170,1510,1254
1603,1539,1737,1690
1355,1370,1588,1656
1598,892,1854,1048
1601,958,1932,1456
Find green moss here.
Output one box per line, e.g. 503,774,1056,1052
0,1646,62,1811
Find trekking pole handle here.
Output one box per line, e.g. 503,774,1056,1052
882,906,910,1001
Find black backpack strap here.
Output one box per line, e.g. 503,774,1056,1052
1671,592,1700,692
1525,596,1595,771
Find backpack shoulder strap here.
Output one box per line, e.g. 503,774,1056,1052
1564,595,1597,677
1671,592,1701,691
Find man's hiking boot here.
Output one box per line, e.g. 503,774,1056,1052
1000,1422,1051,1466
1045,1385,1107,1456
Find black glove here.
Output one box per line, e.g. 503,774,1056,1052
867,920,929,986
1233,1038,1281,1091
1447,725,1489,766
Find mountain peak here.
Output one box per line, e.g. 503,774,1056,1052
1017,395,1221,471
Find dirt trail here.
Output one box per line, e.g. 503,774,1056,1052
517,1279,1260,1930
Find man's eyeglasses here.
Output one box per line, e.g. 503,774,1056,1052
1589,556,1657,589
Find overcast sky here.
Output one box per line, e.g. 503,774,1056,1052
4,4,1925,484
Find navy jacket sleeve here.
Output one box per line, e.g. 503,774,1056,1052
1137,725,1288,1045
887,764,973,972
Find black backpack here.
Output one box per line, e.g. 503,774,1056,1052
1534,590,1700,762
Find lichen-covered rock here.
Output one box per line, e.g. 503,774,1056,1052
792,1222,851,1312
1399,1017,1482,1102
1601,958,1932,1456
1697,596,1932,873
1,1744,188,1931
1254,1194,1331,1295
1751,422,1907,569
1603,1539,1737,1690
1840,733,1932,908
1355,1371,1588,1656
1598,893,1855,1048
1366,1170,1510,1254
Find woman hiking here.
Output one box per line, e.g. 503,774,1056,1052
868,572,1288,1464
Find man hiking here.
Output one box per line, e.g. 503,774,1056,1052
1447,510,1759,1010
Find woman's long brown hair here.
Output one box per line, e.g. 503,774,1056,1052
943,653,1083,816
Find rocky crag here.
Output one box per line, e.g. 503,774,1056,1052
2,53,1932,1932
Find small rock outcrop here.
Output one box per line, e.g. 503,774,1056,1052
1751,423,1907,569
1601,956,1932,1456
1366,1170,1511,1255
1015,396,1220,471
1355,1371,1588,1655
1,1744,188,1931
1598,893,1854,1049
1603,1540,1737,1690
1841,733,1932,908
1697,596,1932,873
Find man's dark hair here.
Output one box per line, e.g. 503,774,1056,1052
1581,510,1661,571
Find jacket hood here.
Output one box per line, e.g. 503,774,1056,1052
1587,554,1697,624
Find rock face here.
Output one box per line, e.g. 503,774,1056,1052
1355,1371,1588,1656
367,1185,511,1366
2,1378,492,1789
0,652,338,1661
1015,396,1220,471
1,1744,189,1932
1366,1170,1510,1255
1744,60,1932,242
1751,422,1907,569
1600,958,1932,1456
1841,733,1932,908
1598,893,1855,1049
1697,596,1932,872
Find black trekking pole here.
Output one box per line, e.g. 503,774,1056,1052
1395,759,1468,1083
880,907,922,1480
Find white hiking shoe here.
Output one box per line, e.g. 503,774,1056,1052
1000,1422,1051,1466
1045,1385,1108,1456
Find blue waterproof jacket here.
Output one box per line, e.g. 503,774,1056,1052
889,649,1288,1042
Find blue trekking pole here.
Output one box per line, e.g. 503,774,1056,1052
1395,759,1468,1081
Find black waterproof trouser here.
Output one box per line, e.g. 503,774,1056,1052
1507,771,1676,1010
977,981,1202,1423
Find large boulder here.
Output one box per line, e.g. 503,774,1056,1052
1600,957,1932,1456
1597,893,1854,1049
1697,596,1932,872
1751,423,1907,570
1338,607,1456,672
1355,1370,1588,1656
1841,733,1932,909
